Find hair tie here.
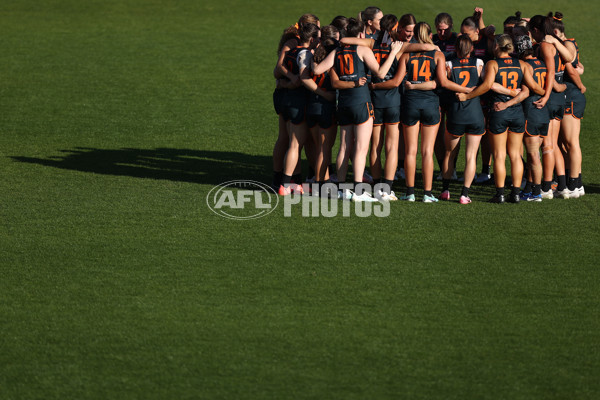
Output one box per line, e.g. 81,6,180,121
392,21,399,32
294,22,299,29
553,16,562,21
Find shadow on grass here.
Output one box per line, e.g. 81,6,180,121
12,148,598,199
12,147,272,185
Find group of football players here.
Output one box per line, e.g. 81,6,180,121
272,7,586,204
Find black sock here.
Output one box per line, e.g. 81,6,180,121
283,174,292,186
578,174,583,189
524,181,533,194
567,177,577,191
291,173,302,184
308,167,316,180
557,175,567,191
273,171,283,187
383,179,394,194
482,164,490,175
442,178,450,191
424,190,432,197
461,186,470,197
354,181,362,193
532,184,541,196
511,186,520,197
371,177,381,193
496,187,505,197
406,186,415,195
542,181,552,192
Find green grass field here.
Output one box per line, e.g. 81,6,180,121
1,0,599,398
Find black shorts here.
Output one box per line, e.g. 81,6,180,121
273,88,286,115
547,102,565,121
547,91,566,121
446,99,485,137
564,85,586,119
437,89,453,112
446,119,486,137
282,91,307,125
523,99,550,137
373,107,401,126
488,106,525,134
337,102,374,126
306,101,336,129
524,120,549,137
401,102,441,126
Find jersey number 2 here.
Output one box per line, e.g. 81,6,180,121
458,71,471,87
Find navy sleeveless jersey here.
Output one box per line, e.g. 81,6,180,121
371,41,400,108
284,46,309,96
447,57,482,123
563,38,579,86
525,57,546,102
405,50,437,102
433,32,458,61
492,57,523,106
548,46,566,105
334,45,370,106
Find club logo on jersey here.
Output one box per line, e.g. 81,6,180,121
207,180,279,220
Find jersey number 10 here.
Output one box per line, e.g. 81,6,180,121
339,54,355,75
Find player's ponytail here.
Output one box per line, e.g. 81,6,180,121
461,17,479,33
277,27,299,55
277,14,320,55
494,34,514,55
546,11,565,36
455,34,473,59
414,22,433,45
314,38,338,63
346,18,365,38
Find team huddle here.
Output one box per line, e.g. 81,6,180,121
272,7,586,204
